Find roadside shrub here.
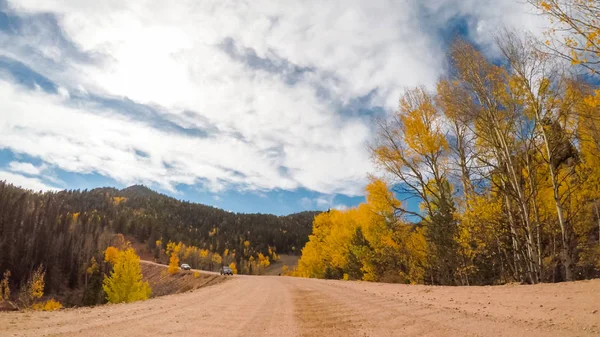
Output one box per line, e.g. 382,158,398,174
1,270,11,300
102,248,152,303
18,265,45,306
32,299,62,311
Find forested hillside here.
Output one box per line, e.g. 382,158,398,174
0,182,317,302
294,2,600,285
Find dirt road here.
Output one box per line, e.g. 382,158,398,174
1,276,599,337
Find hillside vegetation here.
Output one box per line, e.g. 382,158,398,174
0,182,316,306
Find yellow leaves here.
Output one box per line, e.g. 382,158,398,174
229,262,238,274
30,266,44,299
102,248,151,303
1,270,11,301
199,249,209,258
104,246,119,265
535,0,600,74
166,241,183,275
71,212,80,223
296,179,428,283
399,87,449,158
86,257,99,275
212,253,222,265
583,89,600,108
166,241,182,256
208,227,217,237
32,299,62,311
365,178,401,216
20,265,45,306
257,253,270,268
540,1,552,11
111,197,127,206
168,254,180,275
243,240,250,248
183,246,195,261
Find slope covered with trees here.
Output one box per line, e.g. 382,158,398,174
0,182,318,305
294,2,600,285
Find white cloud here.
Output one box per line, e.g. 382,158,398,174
300,194,349,211
7,161,46,175
332,204,349,211
0,171,59,192
0,0,547,197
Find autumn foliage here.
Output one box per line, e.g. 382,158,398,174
166,241,182,275
296,7,600,285
102,248,151,303
295,179,427,283
32,299,62,311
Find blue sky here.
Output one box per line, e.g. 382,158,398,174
0,0,544,215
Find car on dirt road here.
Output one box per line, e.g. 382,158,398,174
220,266,233,275
180,263,191,270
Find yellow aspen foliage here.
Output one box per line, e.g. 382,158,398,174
530,0,600,74
102,248,151,303
229,262,238,274
212,253,222,266
112,197,127,206
29,265,45,299
296,179,428,283
166,241,183,275
258,253,270,268
86,257,99,275
1,270,11,300
32,299,62,311
168,254,180,275
18,265,45,306
104,246,119,265
71,212,80,222
183,246,195,261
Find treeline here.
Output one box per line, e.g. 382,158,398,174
0,182,317,303
294,1,600,285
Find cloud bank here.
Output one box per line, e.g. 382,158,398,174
0,0,545,197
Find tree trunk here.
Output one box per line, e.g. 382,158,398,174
539,121,572,281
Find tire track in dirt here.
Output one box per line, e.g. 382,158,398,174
1,276,599,337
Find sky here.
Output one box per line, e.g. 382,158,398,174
0,0,546,215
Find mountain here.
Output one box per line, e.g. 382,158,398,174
118,185,163,199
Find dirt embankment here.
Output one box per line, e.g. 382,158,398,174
140,261,225,297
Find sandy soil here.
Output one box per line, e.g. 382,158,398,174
1,276,599,337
